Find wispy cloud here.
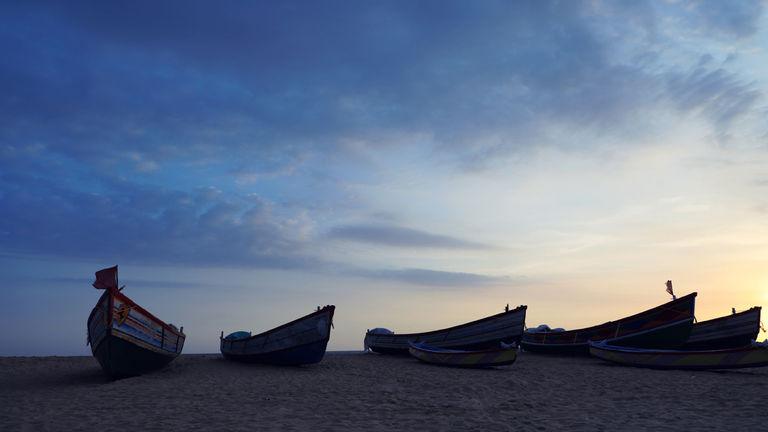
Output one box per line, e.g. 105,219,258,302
327,223,493,250
664,59,761,129
348,267,515,288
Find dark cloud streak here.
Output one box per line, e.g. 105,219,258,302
327,223,493,250
349,268,513,288
664,61,761,130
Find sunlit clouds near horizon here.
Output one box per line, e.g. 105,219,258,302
1,1,768,355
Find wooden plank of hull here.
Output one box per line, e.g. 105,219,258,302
92,331,179,378
220,306,334,366
408,344,518,368
365,305,527,355
521,293,697,356
683,307,761,350
87,288,185,379
589,342,768,370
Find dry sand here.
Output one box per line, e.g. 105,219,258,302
1,352,765,431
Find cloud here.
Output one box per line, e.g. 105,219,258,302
686,0,765,39
327,223,493,249
349,267,513,287
664,61,761,129
0,165,319,269
2,0,762,176
1,0,766,273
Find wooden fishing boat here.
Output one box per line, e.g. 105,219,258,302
521,293,697,355
589,340,768,370
408,342,518,368
683,307,761,350
87,266,185,379
220,305,335,365
364,305,527,355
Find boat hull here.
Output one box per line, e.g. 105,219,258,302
683,307,761,350
365,306,527,355
93,332,179,378
221,306,335,366
589,342,768,370
223,338,331,366
408,343,517,368
87,286,185,379
521,293,697,356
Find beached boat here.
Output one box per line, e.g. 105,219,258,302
589,340,768,370
683,307,761,350
87,266,185,378
364,305,527,355
220,305,335,365
408,342,518,368
521,293,697,355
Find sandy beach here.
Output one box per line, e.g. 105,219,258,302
1,352,765,431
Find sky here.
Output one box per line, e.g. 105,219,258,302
1,0,768,355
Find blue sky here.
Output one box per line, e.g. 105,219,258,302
2,1,768,355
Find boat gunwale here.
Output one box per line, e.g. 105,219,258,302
691,306,761,327
366,305,527,340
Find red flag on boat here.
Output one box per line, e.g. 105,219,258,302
93,266,118,290
665,280,676,300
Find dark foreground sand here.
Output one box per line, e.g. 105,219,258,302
1,352,765,431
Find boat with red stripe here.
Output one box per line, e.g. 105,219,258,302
87,266,185,379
